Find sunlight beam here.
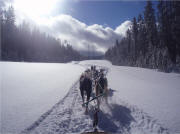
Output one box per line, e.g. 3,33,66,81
14,0,61,18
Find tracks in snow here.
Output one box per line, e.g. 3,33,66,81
22,80,93,134
22,65,169,134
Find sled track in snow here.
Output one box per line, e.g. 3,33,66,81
22,79,93,134
22,65,169,134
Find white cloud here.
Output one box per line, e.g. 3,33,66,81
115,20,132,37
14,11,131,53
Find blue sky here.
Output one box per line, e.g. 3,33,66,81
55,1,157,29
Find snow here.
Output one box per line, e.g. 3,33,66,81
80,60,180,133
107,65,180,133
0,62,85,134
1,60,180,134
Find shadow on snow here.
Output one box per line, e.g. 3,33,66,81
89,88,135,133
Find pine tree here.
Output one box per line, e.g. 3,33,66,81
144,1,158,68
144,1,158,47
137,14,148,67
2,6,16,60
0,1,4,60
157,1,177,67
132,17,138,62
172,1,180,61
126,29,131,54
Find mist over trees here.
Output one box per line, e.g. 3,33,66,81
0,5,82,62
105,1,180,72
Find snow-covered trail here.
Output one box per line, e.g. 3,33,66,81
22,80,93,134
22,64,169,134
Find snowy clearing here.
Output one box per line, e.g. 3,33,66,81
1,62,85,134
1,60,180,134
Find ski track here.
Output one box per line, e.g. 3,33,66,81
22,65,169,134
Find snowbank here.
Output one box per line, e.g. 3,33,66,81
108,65,180,133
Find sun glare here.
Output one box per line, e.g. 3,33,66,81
14,0,59,18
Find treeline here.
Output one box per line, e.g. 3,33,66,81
0,6,82,62
105,1,180,72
